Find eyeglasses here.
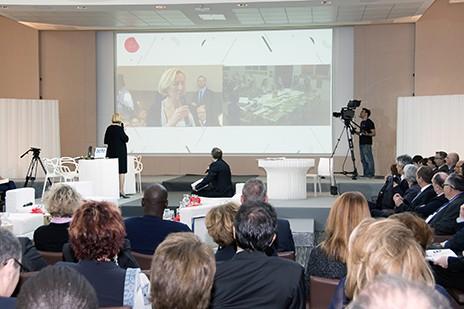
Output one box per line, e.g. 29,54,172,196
2,258,25,271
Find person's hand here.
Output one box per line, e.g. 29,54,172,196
434,256,449,269
459,204,464,221
172,105,190,122
393,193,404,207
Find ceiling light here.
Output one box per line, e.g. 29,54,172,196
198,14,226,21
195,5,211,12
154,5,167,9
237,3,248,7
76,5,87,9
321,0,332,4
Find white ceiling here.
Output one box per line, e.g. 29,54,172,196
0,0,436,30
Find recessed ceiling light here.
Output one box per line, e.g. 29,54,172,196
198,14,226,21
195,5,211,13
76,5,87,9
154,5,167,9
321,0,332,5
237,3,248,7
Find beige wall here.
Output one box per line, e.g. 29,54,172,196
40,31,97,156
415,0,464,95
353,24,415,175
0,16,39,99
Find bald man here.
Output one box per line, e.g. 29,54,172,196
125,184,191,255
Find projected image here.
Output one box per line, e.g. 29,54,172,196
223,65,330,126
115,29,334,154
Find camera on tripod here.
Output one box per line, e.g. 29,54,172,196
332,100,361,122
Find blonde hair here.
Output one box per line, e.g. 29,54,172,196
390,212,433,250
320,192,370,263
158,68,185,96
345,218,435,300
43,183,82,217
205,202,239,247
151,233,215,309
111,113,122,123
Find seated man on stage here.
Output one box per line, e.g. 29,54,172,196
192,147,234,197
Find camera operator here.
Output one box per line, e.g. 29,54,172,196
356,108,376,178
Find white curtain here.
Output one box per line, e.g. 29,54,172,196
0,99,60,179
397,94,464,157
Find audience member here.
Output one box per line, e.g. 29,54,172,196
432,248,464,290
329,218,442,308
415,172,449,218
34,184,81,252
58,201,150,308
0,219,46,272
193,147,234,197
435,151,449,174
427,156,438,171
125,184,191,255
445,152,459,173
432,204,464,253
370,155,412,216
394,166,436,213
16,265,98,309
241,178,295,254
205,202,239,261
392,164,420,210
306,192,370,281
454,160,464,176
412,155,424,167
427,173,464,235
150,233,215,309
347,275,451,309
390,212,433,250
0,228,21,308
210,201,306,308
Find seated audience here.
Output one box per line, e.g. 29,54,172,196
205,202,239,261
432,204,464,253
241,178,295,254
193,147,234,197
347,275,451,309
34,184,81,252
329,218,444,308
415,172,448,218
434,151,449,174
432,251,464,291
150,233,215,309
125,184,191,255
210,201,306,308
370,155,412,217
412,155,423,167
0,228,21,309
393,164,420,208
427,173,464,235
445,152,459,173
306,192,370,281
58,201,150,308
390,212,433,250
16,265,98,309
394,166,436,213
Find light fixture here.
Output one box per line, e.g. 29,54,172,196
0,5,8,9
321,0,332,5
237,3,248,7
76,5,87,9
154,5,167,9
198,14,226,21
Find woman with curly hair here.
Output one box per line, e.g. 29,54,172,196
33,184,81,252
58,201,150,308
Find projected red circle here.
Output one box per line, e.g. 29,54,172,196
124,37,140,53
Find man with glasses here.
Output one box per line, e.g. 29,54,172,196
427,173,464,235
434,151,449,174
0,228,22,308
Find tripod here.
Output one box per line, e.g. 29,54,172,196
331,119,359,179
21,148,50,187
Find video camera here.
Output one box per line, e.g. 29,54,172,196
332,100,361,122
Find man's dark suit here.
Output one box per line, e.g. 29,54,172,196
269,218,295,255
125,215,192,255
435,165,450,174
428,193,464,235
211,251,306,309
195,159,234,197
432,257,464,290
395,184,436,213
18,237,47,272
444,222,464,253
415,194,448,218
196,88,221,126
370,176,409,217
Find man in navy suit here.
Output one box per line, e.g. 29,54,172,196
193,147,234,197
194,75,221,126
394,166,436,213
125,184,191,255
241,178,295,255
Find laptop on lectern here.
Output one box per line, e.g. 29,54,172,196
94,147,107,159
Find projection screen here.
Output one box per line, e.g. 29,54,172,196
116,29,333,154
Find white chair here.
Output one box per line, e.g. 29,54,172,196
134,155,144,193
307,158,333,196
42,157,62,197
59,157,79,182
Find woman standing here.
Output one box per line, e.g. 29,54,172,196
104,113,129,198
